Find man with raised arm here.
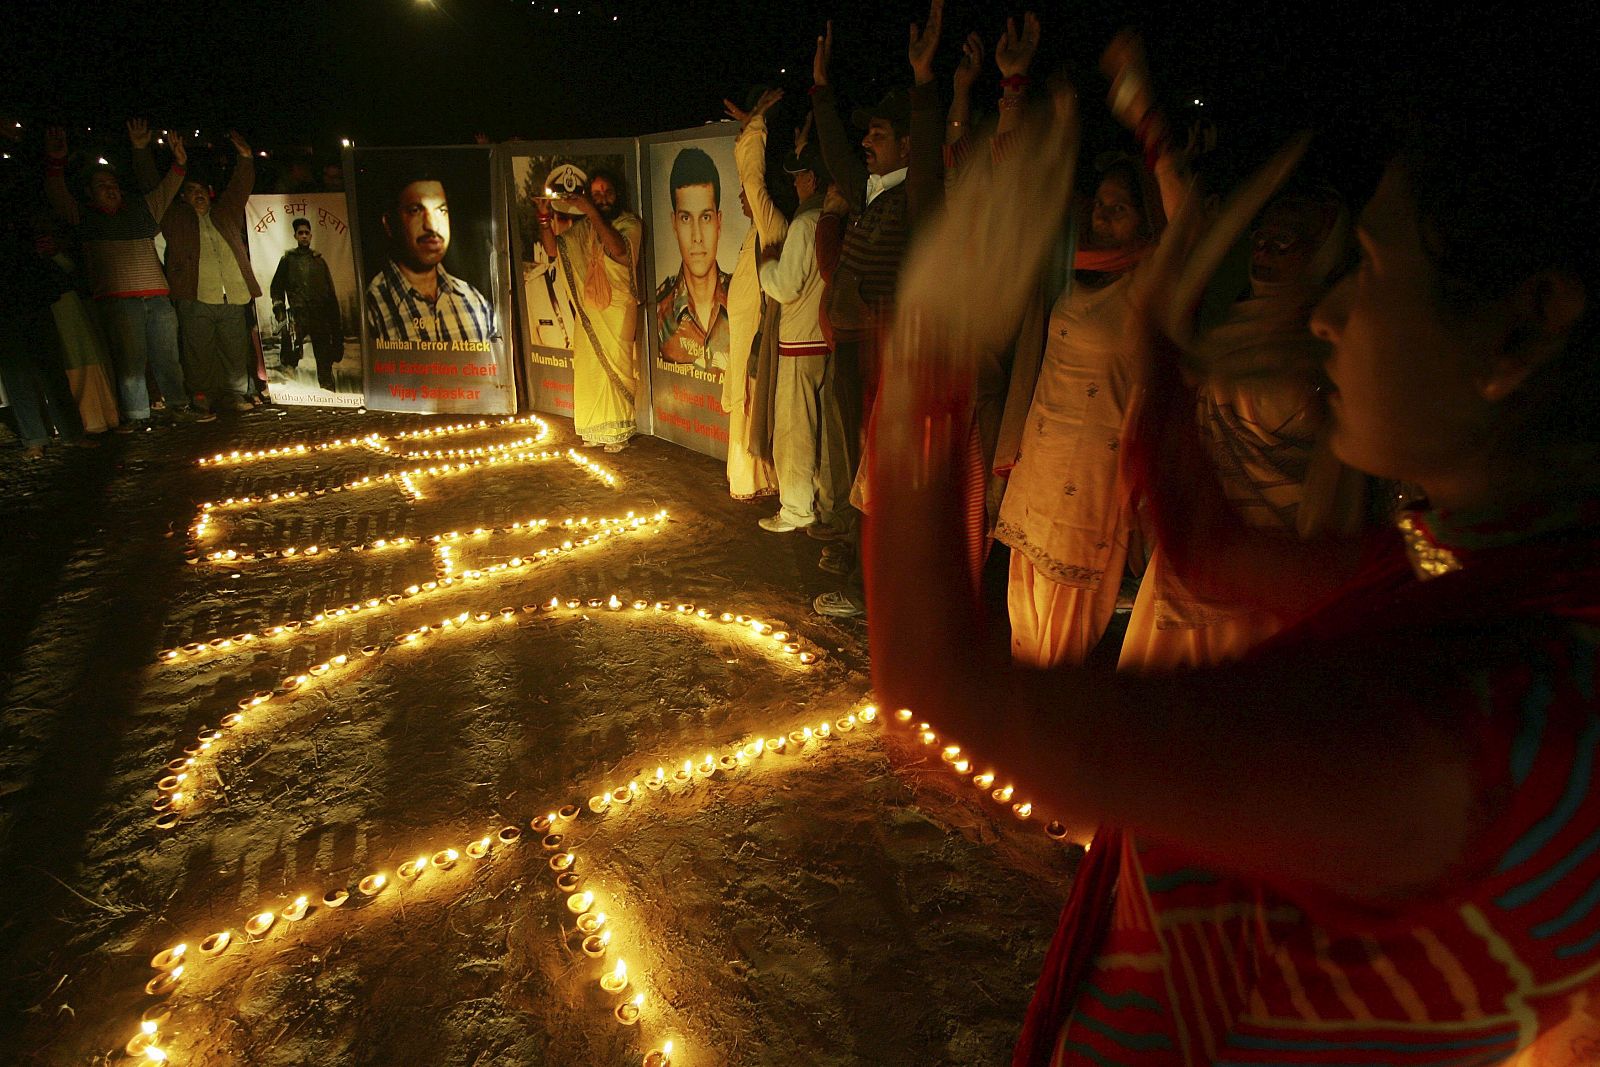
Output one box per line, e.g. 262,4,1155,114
727,92,834,534
155,129,261,417
807,1,949,617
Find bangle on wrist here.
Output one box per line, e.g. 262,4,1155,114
999,74,1031,91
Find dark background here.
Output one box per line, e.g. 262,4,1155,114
0,0,1583,205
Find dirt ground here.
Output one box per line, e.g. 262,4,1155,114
0,407,1079,1066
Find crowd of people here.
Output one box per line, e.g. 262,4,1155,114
0,126,347,458
2,1,1595,1062
488,0,1600,1060
852,6,1598,1067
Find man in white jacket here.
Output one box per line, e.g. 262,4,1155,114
755,142,831,532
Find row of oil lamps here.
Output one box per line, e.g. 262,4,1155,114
190,444,614,540
163,511,667,663
194,415,549,466
152,585,823,832
131,697,1069,1063
129,704,892,1065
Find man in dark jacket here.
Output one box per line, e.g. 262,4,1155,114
271,217,345,391
152,129,260,415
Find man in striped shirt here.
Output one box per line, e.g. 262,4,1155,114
364,176,495,344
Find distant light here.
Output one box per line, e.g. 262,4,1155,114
258,150,269,158
2,153,10,160
97,157,109,165
1193,98,1204,107
779,67,786,74
340,138,352,148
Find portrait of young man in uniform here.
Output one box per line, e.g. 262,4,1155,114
654,146,731,376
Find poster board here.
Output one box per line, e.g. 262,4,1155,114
503,140,641,423
636,123,749,460
244,193,363,407
346,145,515,414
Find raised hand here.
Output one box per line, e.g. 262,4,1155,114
752,87,784,121
722,97,752,128
45,125,68,161
168,131,187,168
227,129,251,158
1101,30,1154,128
127,118,152,150
812,21,833,87
908,0,944,84
794,112,814,157
953,31,983,95
995,12,1041,79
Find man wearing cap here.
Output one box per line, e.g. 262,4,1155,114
654,146,732,376
807,13,946,616
729,95,835,534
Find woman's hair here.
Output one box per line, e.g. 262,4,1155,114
1394,41,1597,462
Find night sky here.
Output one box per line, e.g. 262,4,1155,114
0,0,1573,196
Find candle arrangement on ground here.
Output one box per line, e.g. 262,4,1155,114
116,694,1072,1064
10,411,1075,1065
